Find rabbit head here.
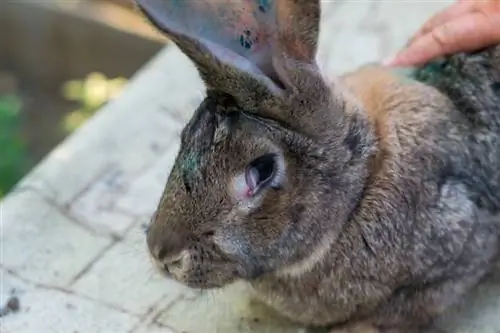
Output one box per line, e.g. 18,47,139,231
138,0,377,289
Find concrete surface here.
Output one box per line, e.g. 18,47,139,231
2,1,500,332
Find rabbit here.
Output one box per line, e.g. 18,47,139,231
136,0,500,332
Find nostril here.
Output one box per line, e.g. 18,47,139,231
168,257,183,270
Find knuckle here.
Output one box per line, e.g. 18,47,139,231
430,25,452,50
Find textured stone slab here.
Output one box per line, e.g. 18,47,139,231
114,143,181,219
132,323,177,333
433,267,500,333
1,190,111,287
1,270,139,333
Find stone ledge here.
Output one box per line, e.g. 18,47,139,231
1,190,113,287
1,270,140,332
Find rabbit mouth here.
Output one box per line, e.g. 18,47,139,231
148,231,251,290
168,255,245,290
182,278,235,290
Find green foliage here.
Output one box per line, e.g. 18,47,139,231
0,94,30,197
0,72,128,198
61,72,127,133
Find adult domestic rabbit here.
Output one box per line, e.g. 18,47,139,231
137,0,500,332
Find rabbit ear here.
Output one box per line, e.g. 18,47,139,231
137,0,328,129
267,0,324,94
135,0,283,93
136,0,322,91
273,0,320,64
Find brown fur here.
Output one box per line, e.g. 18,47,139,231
136,1,500,332
340,65,409,175
342,65,400,141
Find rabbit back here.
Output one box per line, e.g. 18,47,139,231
411,45,500,213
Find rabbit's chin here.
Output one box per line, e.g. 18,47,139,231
180,278,238,291
164,261,248,291
168,275,241,291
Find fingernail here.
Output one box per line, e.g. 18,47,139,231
382,55,397,66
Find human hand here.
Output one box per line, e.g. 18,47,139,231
384,0,500,67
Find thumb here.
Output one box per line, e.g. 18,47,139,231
384,10,500,67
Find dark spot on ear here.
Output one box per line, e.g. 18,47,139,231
491,82,500,95
289,204,305,225
239,30,253,50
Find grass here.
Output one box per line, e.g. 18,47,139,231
0,94,31,197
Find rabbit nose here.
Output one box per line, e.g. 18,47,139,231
150,245,185,276
164,255,184,272
146,220,188,266
156,247,183,270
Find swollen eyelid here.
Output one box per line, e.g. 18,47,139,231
230,173,251,202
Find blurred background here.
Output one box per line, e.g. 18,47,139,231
0,0,164,198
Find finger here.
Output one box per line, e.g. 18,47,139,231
387,10,500,67
406,1,474,47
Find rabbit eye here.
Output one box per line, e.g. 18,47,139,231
245,154,276,196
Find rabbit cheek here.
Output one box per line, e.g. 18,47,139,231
213,227,262,279
182,246,237,289
180,251,208,288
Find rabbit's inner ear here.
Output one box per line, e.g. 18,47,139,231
136,0,283,91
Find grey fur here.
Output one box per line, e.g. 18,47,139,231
136,0,500,332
